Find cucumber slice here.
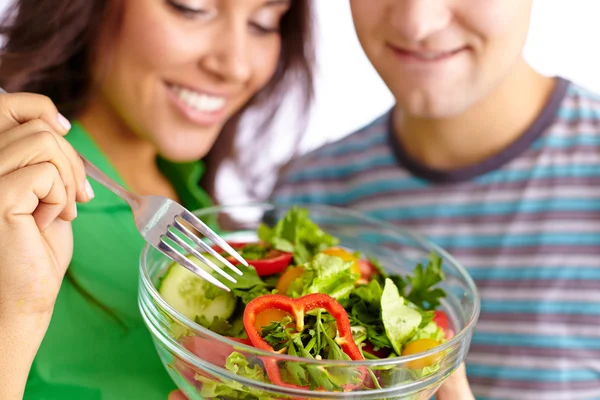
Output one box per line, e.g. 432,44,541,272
158,254,236,322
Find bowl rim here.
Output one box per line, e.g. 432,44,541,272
139,201,481,368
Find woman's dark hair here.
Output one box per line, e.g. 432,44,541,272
0,0,314,326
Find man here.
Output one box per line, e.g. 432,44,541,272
273,1,600,399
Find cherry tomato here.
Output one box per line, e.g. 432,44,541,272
322,248,382,284
217,242,293,276
357,259,379,283
322,247,361,276
401,339,442,369
362,341,392,358
275,266,305,295
433,310,450,331
253,309,293,333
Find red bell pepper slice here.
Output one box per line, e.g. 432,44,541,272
215,242,293,277
243,293,366,391
227,336,253,346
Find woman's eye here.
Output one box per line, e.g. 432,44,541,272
250,22,280,35
166,0,209,17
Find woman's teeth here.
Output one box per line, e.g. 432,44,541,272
171,85,226,113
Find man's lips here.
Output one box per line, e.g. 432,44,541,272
388,45,467,62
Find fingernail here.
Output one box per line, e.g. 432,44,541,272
57,113,71,131
73,203,78,218
85,179,95,199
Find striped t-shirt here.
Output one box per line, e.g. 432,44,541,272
272,78,600,400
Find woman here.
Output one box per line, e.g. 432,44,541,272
0,0,312,398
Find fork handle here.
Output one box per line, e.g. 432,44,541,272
80,154,139,207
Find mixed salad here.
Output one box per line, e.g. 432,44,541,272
158,207,451,398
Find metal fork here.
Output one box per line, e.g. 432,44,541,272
80,157,246,291
0,87,246,291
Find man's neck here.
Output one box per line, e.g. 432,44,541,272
393,61,556,171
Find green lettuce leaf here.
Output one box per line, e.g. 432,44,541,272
225,352,267,380
352,279,383,307
381,278,422,355
258,207,339,264
196,352,273,400
408,321,446,343
289,253,358,302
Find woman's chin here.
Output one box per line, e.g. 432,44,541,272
154,134,217,163
157,148,210,163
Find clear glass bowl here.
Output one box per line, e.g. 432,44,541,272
139,203,480,400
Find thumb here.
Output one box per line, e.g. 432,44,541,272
435,363,474,400
434,328,474,400
168,390,187,400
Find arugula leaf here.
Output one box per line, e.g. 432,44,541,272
381,278,422,355
291,254,358,302
405,253,446,310
225,264,272,304
259,310,356,391
285,344,309,386
261,316,296,352
346,280,392,350
261,317,323,388
348,300,390,348
258,207,339,264
365,326,392,350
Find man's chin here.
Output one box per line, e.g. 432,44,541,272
398,101,468,120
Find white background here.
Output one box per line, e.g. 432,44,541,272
0,1,599,201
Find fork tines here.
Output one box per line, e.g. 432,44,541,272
158,211,247,292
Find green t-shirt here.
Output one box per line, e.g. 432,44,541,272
24,123,214,399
